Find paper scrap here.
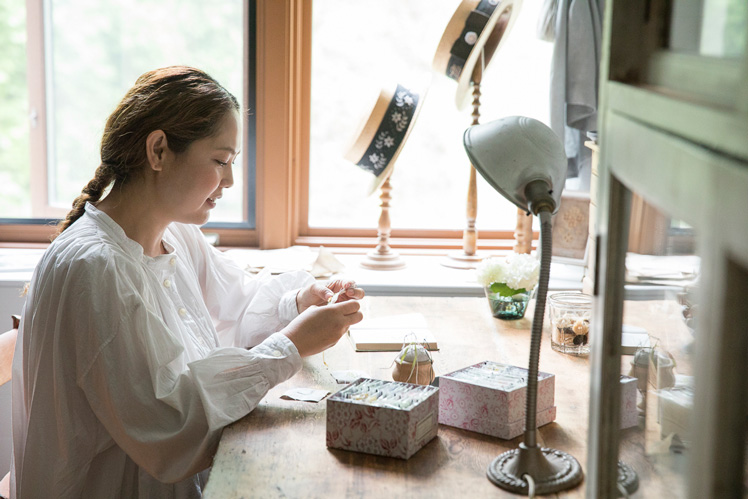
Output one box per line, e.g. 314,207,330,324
330,370,369,384
280,387,330,403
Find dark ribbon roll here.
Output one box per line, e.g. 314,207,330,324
446,0,499,80
355,84,419,177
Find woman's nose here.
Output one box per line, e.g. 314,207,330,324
221,163,234,188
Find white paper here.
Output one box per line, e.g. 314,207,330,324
280,387,330,403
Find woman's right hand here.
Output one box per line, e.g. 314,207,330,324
281,299,363,357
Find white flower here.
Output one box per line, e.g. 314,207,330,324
476,253,540,291
476,257,506,287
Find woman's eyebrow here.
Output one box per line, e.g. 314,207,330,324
216,146,240,155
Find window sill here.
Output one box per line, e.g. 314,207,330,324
0,247,585,297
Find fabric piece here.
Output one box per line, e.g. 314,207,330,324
550,0,605,182
10,203,314,498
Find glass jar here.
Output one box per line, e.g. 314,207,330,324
484,286,532,320
548,292,592,356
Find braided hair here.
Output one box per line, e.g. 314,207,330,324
55,66,240,237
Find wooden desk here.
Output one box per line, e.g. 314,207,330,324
205,296,596,498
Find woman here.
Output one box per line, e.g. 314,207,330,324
11,66,363,498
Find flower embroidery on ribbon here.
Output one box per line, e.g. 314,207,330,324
355,84,419,177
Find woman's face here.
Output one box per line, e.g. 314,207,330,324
158,111,241,226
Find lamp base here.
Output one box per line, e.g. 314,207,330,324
617,460,639,495
487,444,583,495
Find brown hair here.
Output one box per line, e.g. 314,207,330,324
55,66,240,237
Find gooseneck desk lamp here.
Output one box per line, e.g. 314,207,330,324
463,116,584,495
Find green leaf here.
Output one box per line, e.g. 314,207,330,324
489,282,526,297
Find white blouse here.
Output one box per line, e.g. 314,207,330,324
11,203,314,498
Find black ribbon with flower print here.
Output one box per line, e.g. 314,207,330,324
355,84,419,177
446,0,500,81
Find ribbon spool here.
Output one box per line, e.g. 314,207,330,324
392,342,435,385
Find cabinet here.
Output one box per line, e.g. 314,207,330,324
588,1,748,497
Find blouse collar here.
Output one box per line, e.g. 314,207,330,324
84,202,178,272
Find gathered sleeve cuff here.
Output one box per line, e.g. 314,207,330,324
188,333,302,430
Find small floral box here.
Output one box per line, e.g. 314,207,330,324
326,378,439,459
620,375,638,429
437,361,556,440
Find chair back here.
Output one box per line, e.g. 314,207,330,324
0,316,19,387
0,315,19,498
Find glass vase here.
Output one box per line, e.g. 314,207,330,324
484,286,532,320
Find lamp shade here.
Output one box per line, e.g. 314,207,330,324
463,116,567,214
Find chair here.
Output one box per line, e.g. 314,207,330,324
0,315,19,499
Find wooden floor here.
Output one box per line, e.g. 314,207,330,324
204,296,690,498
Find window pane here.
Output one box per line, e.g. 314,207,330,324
46,0,247,223
309,0,552,230
0,0,31,218
619,204,700,496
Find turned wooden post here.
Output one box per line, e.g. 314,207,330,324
464,74,481,256
514,210,533,254
361,174,406,270
443,51,485,269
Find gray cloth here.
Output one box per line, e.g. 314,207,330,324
536,0,558,42
550,0,605,183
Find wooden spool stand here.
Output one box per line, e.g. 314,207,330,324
443,52,486,269
443,50,534,269
361,173,406,270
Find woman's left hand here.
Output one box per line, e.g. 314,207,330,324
296,279,364,314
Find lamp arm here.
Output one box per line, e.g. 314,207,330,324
523,207,553,449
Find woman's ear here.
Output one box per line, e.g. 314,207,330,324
145,130,169,171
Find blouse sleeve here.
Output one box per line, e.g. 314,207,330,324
171,224,315,348
74,254,302,483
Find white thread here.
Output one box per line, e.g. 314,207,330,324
523,474,536,498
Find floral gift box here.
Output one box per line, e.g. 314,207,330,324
437,361,556,440
326,378,439,459
620,374,638,429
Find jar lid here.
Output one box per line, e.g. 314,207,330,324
549,291,592,307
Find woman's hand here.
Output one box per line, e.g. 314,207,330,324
281,300,363,357
295,279,364,314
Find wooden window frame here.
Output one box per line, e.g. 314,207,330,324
2,0,523,252
261,0,519,252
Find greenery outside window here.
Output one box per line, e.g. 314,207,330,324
0,0,254,243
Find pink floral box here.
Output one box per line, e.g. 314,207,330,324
437,361,556,439
326,379,439,459
620,375,638,429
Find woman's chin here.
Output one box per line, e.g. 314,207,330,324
175,210,211,226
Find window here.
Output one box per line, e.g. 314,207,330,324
2,0,553,250
307,0,552,235
0,0,253,235
0,0,31,219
